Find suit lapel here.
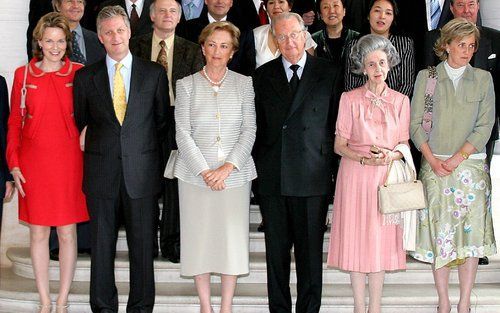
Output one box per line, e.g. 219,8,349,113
172,36,186,83
93,61,121,131
286,54,318,120
142,33,154,61
268,57,292,107
473,34,491,70
124,57,145,127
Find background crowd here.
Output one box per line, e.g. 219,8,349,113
0,0,499,313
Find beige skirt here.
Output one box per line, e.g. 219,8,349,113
178,180,251,277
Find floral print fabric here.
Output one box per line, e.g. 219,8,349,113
411,159,497,269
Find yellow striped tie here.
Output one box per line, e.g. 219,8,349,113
113,63,127,125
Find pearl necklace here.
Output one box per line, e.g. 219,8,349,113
203,66,228,86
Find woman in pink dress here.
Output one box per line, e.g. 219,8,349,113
327,34,410,313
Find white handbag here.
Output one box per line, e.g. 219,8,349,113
378,144,427,214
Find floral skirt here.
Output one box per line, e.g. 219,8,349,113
410,159,496,269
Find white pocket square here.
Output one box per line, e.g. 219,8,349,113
488,54,496,59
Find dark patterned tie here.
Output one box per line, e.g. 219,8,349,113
289,64,300,96
156,40,168,73
70,31,86,64
130,4,140,33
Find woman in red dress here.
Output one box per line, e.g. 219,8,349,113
7,12,88,313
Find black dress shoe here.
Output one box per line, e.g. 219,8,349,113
163,254,180,263
257,221,265,232
49,249,59,261
479,256,489,265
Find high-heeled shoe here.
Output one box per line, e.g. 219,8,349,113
437,306,452,313
55,304,69,312
37,303,52,313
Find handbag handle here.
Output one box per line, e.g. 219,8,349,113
383,144,417,186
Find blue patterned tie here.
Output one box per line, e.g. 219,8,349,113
71,31,86,64
430,0,442,30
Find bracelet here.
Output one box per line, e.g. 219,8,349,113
459,150,469,160
360,157,365,165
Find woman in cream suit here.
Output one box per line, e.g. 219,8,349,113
174,21,257,313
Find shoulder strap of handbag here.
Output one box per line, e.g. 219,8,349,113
20,63,29,119
422,66,437,137
383,144,418,186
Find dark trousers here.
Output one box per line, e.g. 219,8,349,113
158,106,181,259
87,176,156,313
159,177,180,258
259,194,329,313
49,221,91,251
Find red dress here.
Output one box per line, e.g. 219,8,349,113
7,58,89,226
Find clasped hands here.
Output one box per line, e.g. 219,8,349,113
430,154,462,177
201,163,234,191
362,146,395,166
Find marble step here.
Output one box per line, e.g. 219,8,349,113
1,268,499,313
160,204,333,225
116,223,331,253
7,247,500,285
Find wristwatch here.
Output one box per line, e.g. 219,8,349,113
459,150,469,160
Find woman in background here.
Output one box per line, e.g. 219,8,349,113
7,12,88,313
344,0,415,97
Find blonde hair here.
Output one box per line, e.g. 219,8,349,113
198,21,240,52
32,12,73,60
434,18,480,61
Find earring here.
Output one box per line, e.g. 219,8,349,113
446,49,450,53
363,72,367,76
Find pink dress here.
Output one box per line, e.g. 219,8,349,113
327,84,410,273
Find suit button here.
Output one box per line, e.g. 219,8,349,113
283,125,287,130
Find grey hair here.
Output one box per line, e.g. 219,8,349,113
149,0,182,17
97,5,130,35
271,12,306,36
349,34,400,75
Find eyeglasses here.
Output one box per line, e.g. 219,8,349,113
275,30,303,43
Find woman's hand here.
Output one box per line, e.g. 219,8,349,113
204,163,234,186
302,11,315,26
363,155,389,166
210,180,226,191
79,126,87,152
429,157,452,177
443,154,463,173
11,167,26,197
4,181,15,200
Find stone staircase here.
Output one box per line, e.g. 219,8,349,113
1,203,500,313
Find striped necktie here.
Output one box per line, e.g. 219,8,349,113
430,0,442,30
113,63,127,125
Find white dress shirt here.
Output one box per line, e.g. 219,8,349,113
282,51,307,81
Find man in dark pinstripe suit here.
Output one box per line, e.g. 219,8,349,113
73,6,168,312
